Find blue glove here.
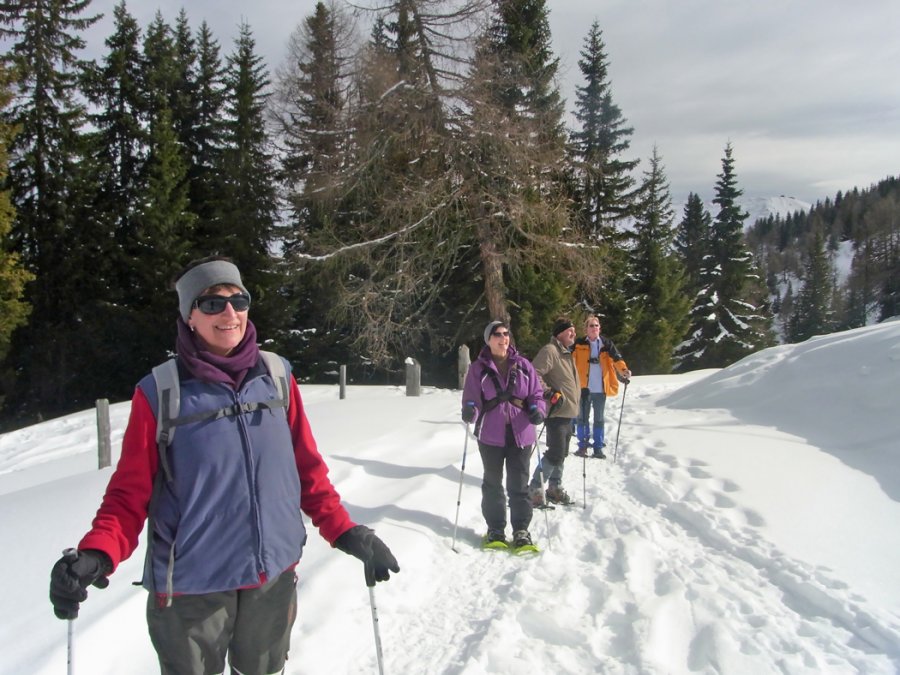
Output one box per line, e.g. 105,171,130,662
527,404,544,425
461,401,477,423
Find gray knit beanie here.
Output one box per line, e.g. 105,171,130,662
175,260,251,322
483,320,506,344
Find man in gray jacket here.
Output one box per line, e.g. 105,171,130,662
528,318,580,506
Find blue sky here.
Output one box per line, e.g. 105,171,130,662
82,0,900,204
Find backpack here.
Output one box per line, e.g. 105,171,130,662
142,351,291,602
150,350,290,482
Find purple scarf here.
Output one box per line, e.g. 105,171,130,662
175,318,260,390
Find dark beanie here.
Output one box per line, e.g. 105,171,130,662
552,318,574,337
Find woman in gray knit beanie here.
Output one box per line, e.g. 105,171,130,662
49,255,399,674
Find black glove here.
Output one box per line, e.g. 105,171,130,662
50,549,111,619
461,401,477,423
527,404,544,425
335,525,400,586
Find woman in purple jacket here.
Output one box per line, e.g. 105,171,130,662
461,320,547,550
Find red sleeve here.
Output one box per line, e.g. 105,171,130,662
287,376,356,545
78,387,158,572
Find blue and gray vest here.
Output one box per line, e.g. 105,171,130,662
138,355,308,599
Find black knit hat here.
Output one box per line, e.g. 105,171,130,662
552,318,574,337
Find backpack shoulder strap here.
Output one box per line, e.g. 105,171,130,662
151,353,291,473
150,358,180,482
259,350,290,409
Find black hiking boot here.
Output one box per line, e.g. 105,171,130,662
512,529,533,548
482,529,508,550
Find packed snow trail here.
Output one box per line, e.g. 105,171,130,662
5,328,900,675
361,383,900,675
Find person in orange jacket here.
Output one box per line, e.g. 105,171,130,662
572,315,631,458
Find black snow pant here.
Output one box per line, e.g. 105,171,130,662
478,440,533,533
147,570,297,675
530,416,573,488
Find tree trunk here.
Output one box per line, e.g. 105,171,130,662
477,222,508,321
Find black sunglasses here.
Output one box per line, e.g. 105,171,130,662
193,293,251,315
492,330,510,337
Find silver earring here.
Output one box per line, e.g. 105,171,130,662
189,324,195,332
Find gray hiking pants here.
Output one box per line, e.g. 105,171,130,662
478,441,533,532
147,570,297,675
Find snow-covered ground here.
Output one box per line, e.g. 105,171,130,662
2,320,899,674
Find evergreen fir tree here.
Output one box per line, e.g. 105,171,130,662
133,105,195,307
0,0,103,419
880,245,900,321
570,21,638,238
567,20,639,347
171,10,199,155
141,13,178,113
81,1,146,271
625,148,689,374
189,21,228,254
788,229,836,341
273,1,351,242
675,143,773,370
219,22,283,337
675,192,712,298
0,66,33,369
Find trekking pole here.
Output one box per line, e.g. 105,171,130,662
364,563,385,675
612,381,629,463
533,442,552,551
63,548,78,675
67,612,74,675
450,423,470,552
582,448,587,510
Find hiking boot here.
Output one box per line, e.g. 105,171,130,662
484,529,507,545
546,485,574,506
528,485,545,507
512,529,533,548
592,448,607,459
573,447,589,457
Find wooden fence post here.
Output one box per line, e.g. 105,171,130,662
96,399,111,469
405,358,421,396
457,345,471,390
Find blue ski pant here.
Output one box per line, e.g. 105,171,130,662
577,390,607,448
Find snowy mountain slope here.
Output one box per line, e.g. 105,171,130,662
674,195,811,228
